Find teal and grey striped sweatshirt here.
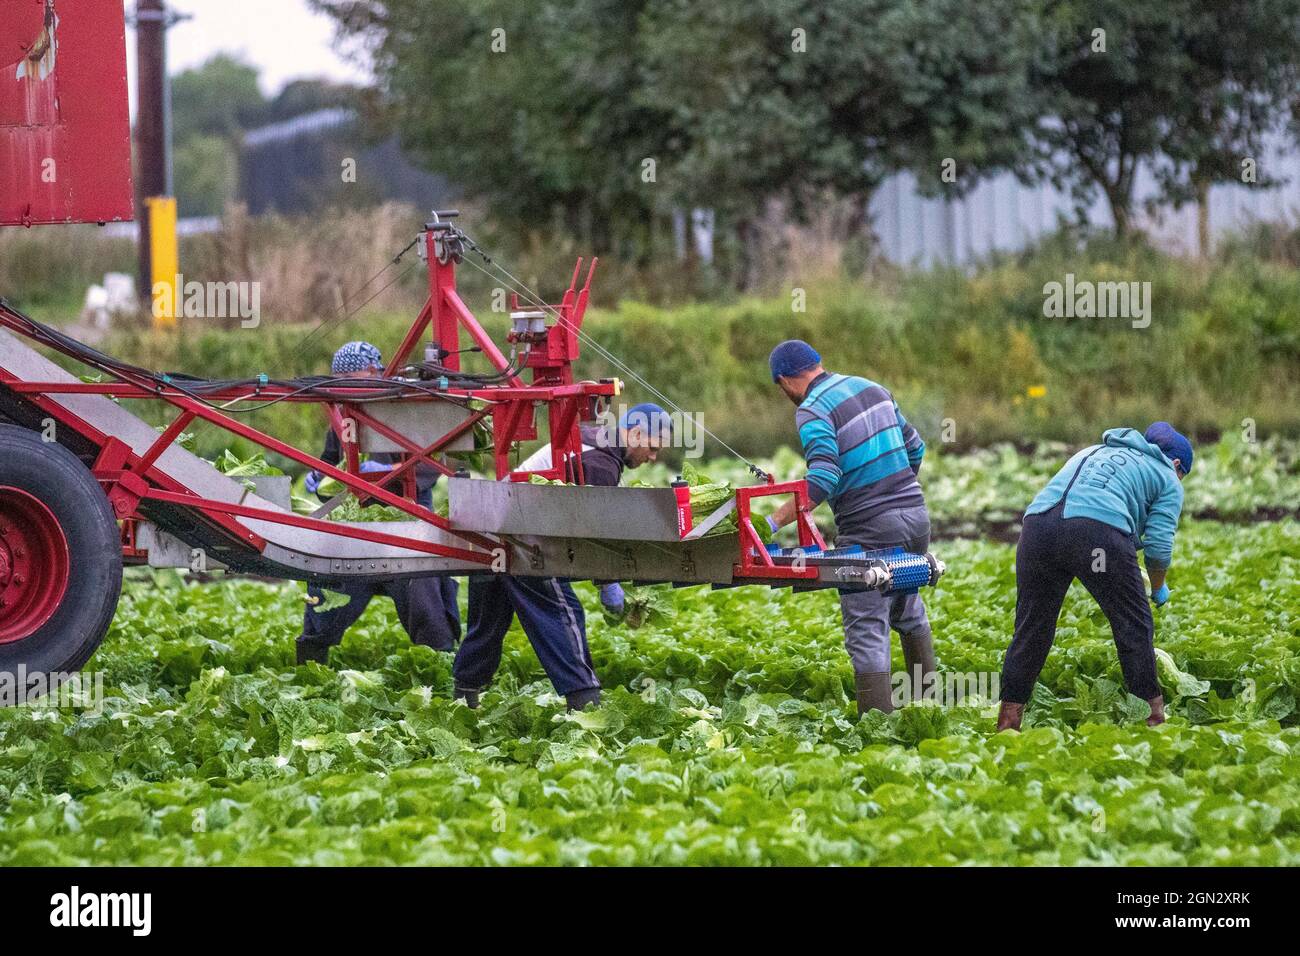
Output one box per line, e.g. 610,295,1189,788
795,372,926,531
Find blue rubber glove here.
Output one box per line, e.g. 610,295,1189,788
305,470,323,494
599,583,625,614
1152,583,1170,607
766,515,781,535
360,460,393,475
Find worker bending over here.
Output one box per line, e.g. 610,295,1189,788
296,341,461,664
998,423,1191,730
766,340,936,715
452,403,672,711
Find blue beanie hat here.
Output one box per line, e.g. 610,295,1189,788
332,341,383,375
769,340,821,382
1144,422,1193,475
620,402,673,440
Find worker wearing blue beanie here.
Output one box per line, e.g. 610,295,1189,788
769,340,821,383
453,402,670,713
998,423,1192,731
767,340,937,716
1144,422,1193,477
619,402,673,467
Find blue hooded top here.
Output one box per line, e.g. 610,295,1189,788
1025,428,1185,568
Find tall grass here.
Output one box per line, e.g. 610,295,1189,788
0,225,137,320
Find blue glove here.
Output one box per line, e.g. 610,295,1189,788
766,515,781,535
1152,583,1170,607
599,583,625,613
360,460,393,475
305,470,323,494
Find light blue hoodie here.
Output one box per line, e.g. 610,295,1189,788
1025,428,1184,568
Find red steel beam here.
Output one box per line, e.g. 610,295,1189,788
141,388,502,553
143,489,495,565
343,404,457,478
138,409,197,472
443,287,522,384
384,296,434,377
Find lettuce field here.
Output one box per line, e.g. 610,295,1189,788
1,439,1298,866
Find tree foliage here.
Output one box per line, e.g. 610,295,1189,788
310,0,1300,244
1028,0,1300,235
170,54,268,144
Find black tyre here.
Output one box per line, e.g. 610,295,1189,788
0,425,122,702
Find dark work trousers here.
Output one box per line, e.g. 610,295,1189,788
453,574,600,699
299,480,460,651
837,504,933,674
1000,503,1159,703
300,576,461,651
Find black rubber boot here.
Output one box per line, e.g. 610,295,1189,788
996,700,1024,731
854,671,895,716
455,686,482,709
295,639,330,666
566,687,602,711
900,626,938,705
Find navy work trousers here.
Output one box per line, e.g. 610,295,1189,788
301,576,461,651
453,574,600,699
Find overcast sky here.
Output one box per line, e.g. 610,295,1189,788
123,0,372,108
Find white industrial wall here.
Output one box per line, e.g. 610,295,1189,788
871,136,1300,267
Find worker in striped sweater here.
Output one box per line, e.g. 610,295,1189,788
296,341,461,664
766,340,936,715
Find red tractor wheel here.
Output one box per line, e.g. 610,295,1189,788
0,486,71,643
0,425,122,702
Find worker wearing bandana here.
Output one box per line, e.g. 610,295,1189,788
295,342,462,664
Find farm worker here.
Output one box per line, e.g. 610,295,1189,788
452,403,672,711
997,423,1192,731
295,341,462,665
766,340,936,715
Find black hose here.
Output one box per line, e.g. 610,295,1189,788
0,301,495,413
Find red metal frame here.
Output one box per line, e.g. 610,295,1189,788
0,219,618,569
732,481,827,581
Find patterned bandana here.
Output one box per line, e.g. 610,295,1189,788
332,341,383,375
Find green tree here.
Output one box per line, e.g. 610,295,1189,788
169,55,268,216
867,0,1049,197
173,134,238,217
311,0,670,251
1028,0,1300,237
171,54,269,143
1150,0,1300,254
638,0,1047,277
265,78,363,123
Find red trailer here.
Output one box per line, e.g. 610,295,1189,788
0,1,943,696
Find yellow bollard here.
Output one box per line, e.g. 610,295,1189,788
146,196,179,328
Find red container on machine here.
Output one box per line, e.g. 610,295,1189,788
1,0,134,227
671,478,692,538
